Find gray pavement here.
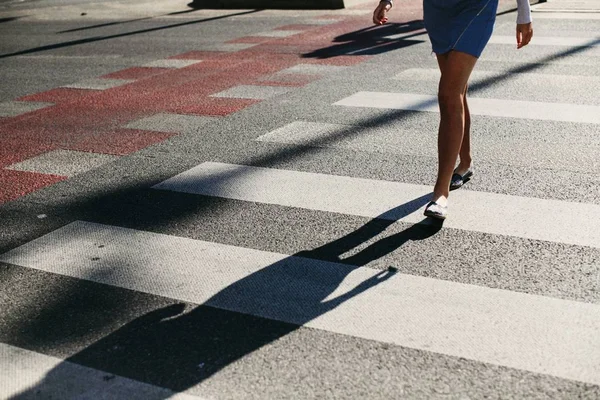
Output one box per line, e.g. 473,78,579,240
1,0,600,398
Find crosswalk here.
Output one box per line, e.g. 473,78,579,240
4,220,600,386
3,343,205,400
2,9,600,400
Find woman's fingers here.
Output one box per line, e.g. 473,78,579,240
372,5,384,25
372,2,391,25
516,22,533,49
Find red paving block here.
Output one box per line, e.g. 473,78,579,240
0,123,56,143
172,98,259,116
183,58,249,73
101,67,168,80
9,102,143,134
308,55,371,66
274,24,317,31
0,138,56,168
63,129,176,156
243,44,306,55
18,88,100,104
0,169,66,204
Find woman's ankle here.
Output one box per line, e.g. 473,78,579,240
456,157,472,172
432,188,449,204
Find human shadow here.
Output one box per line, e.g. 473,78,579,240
303,20,426,59
11,194,441,396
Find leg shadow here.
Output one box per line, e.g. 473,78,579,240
11,194,441,397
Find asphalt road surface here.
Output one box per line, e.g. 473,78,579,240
1,0,600,398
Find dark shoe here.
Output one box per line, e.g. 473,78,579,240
424,201,447,220
450,168,473,190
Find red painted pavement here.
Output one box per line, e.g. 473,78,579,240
0,2,423,204
18,88,100,104
0,170,66,204
0,138,56,168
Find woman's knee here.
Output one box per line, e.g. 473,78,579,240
438,89,464,115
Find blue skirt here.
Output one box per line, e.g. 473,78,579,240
423,0,499,58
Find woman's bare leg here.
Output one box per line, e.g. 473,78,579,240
433,50,478,204
456,84,472,175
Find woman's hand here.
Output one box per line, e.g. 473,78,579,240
516,22,533,49
373,1,392,25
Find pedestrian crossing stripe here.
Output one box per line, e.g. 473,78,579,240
255,120,599,174
334,92,600,124
393,68,600,85
1,220,599,385
1,343,205,399
149,162,600,249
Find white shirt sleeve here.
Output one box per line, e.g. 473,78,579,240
516,0,532,24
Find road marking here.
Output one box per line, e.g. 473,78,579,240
333,91,600,124
382,31,428,41
303,18,341,25
0,101,53,117
2,221,600,385
393,68,600,85
210,85,293,100
489,35,600,47
279,64,348,75
251,30,304,37
5,150,119,177
0,343,204,399
141,59,203,69
255,121,600,173
152,162,600,249
193,43,258,52
61,78,134,91
124,113,216,134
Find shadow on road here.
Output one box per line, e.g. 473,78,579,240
0,9,262,59
303,20,426,59
9,194,441,397
56,5,236,34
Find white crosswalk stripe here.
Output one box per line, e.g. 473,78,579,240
150,162,600,249
1,343,206,400
333,92,600,123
